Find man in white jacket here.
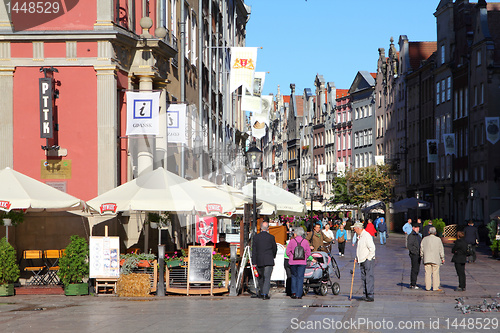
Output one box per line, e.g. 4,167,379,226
420,227,445,291
354,221,376,301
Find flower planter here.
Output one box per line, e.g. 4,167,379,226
64,283,89,296
166,260,182,268
213,260,229,268
0,284,15,297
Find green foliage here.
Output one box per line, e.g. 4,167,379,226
0,210,25,226
487,220,500,252
423,218,446,236
119,253,156,275
0,237,20,285
164,249,187,264
57,235,89,286
490,239,500,252
327,165,395,210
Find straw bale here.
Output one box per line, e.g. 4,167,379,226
116,273,152,297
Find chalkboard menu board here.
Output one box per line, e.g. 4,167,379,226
188,246,213,283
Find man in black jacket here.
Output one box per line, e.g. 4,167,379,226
407,223,422,289
464,220,479,263
251,221,277,300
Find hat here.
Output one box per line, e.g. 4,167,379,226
353,222,364,229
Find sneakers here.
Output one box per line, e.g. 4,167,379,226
455,288,465,292
341,254,344,257
409,285,420,290
339,252,342,256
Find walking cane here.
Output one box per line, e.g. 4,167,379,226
349,259,357,300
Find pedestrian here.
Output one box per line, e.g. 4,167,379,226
283,243,292,296
306,223,333,252
336,223,348,256
322,223,335,255
403,218,413,248
407,223,422,289
451,231,468,291
286,227,311,299
464,220,479,263
251,221,277,300
344,218,353,241
422,220,433,237
353,221,376,302
416,218,423,236
420,227,445,292
377,217,387,245
365,219,377,238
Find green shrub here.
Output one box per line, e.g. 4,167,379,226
57,235,89,286
423,218,445,236
0,237,20,285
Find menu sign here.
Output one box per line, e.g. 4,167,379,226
89,236,120,279
187,246,213,283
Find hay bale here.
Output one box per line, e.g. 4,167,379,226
116,273,151,297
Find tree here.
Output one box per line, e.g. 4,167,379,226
327,165,395,211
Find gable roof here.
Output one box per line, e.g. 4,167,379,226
336,89,349,99
295,96,304,117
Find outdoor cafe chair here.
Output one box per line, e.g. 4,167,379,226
23,250,46,285
43,250,62,285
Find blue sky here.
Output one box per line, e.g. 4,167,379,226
246,0,439,96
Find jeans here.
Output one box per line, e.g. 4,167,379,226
360,259,374,299
379,231,387,244
338,241,346,255
290,264,306,298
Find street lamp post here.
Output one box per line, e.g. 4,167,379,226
306,175,318,231
415,191,420,221
469,187,475,223
246,143,262,240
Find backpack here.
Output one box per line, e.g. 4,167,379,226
466,244,473,257
293,238,305,260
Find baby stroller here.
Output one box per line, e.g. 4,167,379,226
303,251,341,296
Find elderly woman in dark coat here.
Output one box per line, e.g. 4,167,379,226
451,231,468,291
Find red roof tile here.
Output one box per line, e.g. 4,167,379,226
409,42,437,71
283,95,290,103
336,89,349,98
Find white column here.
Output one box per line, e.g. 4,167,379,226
156,81,169,169
95,65,118,193
95,0,114,29
0,66,14,169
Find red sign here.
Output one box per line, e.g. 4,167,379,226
100,203,117,214
196,216,218,246
206,203,223,215
0,200,12,211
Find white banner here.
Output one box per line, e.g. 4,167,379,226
336,162,346,176
166,103,187,144
252,72,266,97
126,92,160,135
485,117,500,144
241,95,262,113
443,133,456,155
251,113,267,139
269,172,276,185
230,47,257,93
318,164,326,182
427,139,438,163
375,155,385,166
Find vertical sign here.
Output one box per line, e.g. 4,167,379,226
39,78,53,138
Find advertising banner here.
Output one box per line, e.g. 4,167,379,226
166,103,187,144
89,236,120,279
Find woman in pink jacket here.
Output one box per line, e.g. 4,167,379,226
286,227,312,299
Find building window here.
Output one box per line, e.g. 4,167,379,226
464,87,468,116
459,89,463,118
474,86,477,106
447,77,451,101
477,49,482,66
436,82,440,105
441,44,445,65
454,91,458,119
355,132,359,147
441,80,445,103
191,12,197,65
368,104,373,116
480,83,484,104
368,129,373,145
347,133,351,149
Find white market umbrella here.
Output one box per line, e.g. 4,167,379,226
190,178,252,209
0,167,86,212
242,178,306,216
87,167,238,216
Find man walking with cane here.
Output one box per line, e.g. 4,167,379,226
353,221,376,302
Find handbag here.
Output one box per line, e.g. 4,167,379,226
338,234,345,243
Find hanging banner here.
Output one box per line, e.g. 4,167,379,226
485,117,500,144
241,95,262,113
196,216,218,246
443,133,456,155
252,72,266,97
318,164,327,182
126,91,160,135
229,47,257,93
166,103,187,144
427,139,438,163
251,113,267,139
336,161,346,176
375,155,385,166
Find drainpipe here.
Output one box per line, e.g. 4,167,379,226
180,2,186,177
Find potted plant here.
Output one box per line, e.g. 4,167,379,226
119,253,156,274
0,210,25,226
58,235,89,296
0,237,20,296
165,249,186,268
487,220,500,258
212,252,230,268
